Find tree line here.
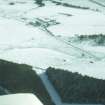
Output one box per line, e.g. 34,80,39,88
46,67,105,104
0,59,55,105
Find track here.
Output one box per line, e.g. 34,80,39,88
0,1,101,61
35,18,101,61
89,0,105,8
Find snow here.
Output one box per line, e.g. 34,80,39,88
39,72,62,105
54,0,105,12
1,0,105,36
0,0,105,104
0,48,72,69
48,7,105,36
22,3,105,36
0,16,95,58
0,46,105,79
0,0,104,80
0,18,37,45
0,93,43,105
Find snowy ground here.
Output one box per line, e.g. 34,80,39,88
0,0,105,79
0,0,105,104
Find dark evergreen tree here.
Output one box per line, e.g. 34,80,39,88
46,67,105,104
0,59,55,105
35,0,45,6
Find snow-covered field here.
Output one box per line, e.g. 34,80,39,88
0,0,105,79
0,0,105,104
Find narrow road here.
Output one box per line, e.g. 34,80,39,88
34,66,70,105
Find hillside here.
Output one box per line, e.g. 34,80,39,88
46,67,105,104
0,0,105,105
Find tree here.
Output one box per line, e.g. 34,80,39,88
35,0,45,6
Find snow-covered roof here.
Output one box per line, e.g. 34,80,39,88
0,93,43,105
